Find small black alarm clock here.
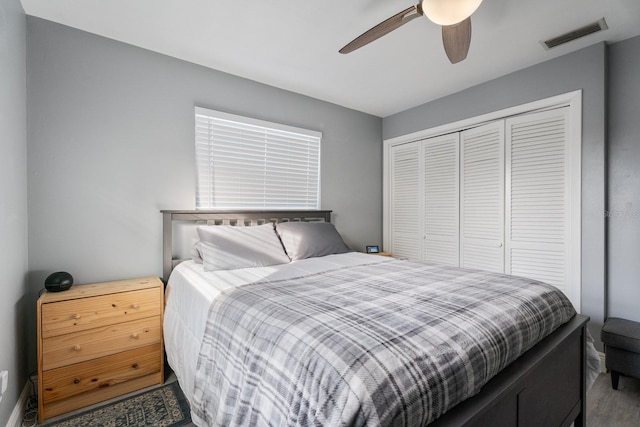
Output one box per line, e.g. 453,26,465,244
44,271,74,292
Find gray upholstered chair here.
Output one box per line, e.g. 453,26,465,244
601,317,640,390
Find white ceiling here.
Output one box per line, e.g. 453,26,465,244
20,0,640,117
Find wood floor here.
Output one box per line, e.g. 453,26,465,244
587,373,640,427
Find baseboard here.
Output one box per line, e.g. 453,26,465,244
7,380,31,427
599,351,607,373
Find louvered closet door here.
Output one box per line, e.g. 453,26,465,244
505,108,572,296
390,142,422,260
460,121,505,272
423,133,460,266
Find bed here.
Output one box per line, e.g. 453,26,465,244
161,209,594,427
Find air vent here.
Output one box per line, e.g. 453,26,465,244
542,18,608,49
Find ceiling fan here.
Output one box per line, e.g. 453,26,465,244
339,0,483,64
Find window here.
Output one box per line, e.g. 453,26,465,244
195,107,321,209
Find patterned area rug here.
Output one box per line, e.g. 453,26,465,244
43,381,191,427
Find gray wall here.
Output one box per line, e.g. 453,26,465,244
384,43,607,346
607,35,640,322
26,17,382,370
0,0,28,424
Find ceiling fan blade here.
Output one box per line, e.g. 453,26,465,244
339,5,422,54
442,17,472,63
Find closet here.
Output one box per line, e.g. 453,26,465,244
387,106,579,305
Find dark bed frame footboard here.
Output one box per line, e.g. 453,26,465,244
161,209,589,427
431,314,589,427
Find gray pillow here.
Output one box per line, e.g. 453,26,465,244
196,223,290,271
275,221,352,260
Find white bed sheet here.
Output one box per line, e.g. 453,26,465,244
163,252,391,406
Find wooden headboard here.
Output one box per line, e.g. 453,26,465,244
161,210,333,283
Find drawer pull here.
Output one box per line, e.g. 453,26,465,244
73,344,81,351
73,378,80,384
131,333,139,339
131,304,140,309
72,313,81,319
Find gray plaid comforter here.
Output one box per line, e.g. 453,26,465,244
192,259,576,426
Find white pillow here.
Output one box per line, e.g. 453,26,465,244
191,241,203,264
275,221,351,261
196,223,290,271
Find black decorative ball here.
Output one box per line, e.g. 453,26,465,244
44,271,74,292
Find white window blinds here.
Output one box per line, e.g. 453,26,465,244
195,107,321,209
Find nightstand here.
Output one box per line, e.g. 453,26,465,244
366,252,393,257
37,276,164,422
375,252,393,257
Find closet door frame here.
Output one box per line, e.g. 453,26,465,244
383,90,582,311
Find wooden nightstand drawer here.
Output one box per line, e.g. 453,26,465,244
41,287,161,338
42,316,161,370
37,276,164,422
42,343,163,404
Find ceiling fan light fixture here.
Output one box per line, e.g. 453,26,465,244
421,0,483,26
